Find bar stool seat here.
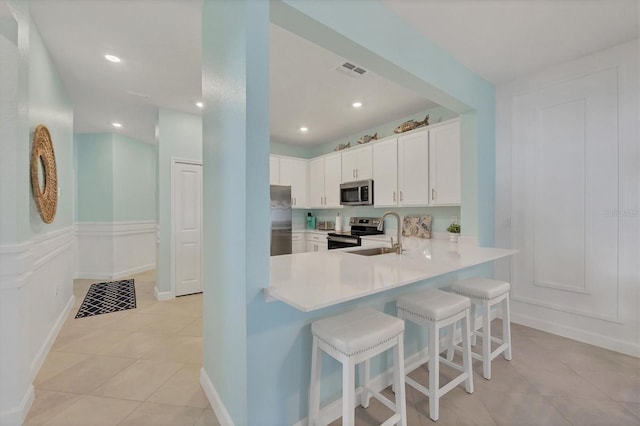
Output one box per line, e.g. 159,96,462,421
449,277,512,380
309,308,407,426
450,277,510,300
397,289,473,422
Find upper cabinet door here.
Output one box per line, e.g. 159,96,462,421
429,121,461,205
373,138,398,207
341,150,358,183
280,157,308,209
308,157,325,208
356,145,373,180
398,129,429,206
269,156,280,185
323,153,342,208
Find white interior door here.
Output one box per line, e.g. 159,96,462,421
172,161,203,297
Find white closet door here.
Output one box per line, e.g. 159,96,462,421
173,162,203,297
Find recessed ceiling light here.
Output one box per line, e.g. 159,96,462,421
300,127,309,133
104,54,121,63
352,101,363,108
112,122,122,128
196,102,203,108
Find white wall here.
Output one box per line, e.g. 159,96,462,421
495,39,639,356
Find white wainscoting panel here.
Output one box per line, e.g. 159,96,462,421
0,226,75,425
76,221,157,279
496,40,639,356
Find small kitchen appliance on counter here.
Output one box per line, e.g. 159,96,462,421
327,216,383,250
317,221,334,231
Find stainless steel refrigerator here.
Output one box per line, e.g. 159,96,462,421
270,185,292,256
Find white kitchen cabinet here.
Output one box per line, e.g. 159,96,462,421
269,156,280,185
373,138,398,207
309,153,342,208
373,124,460,207
341,145,372,182
292,232,306,254
280,157,308,208
309,158,325,208
306,232,328,252
270,155,309,209
429,121,461,205
398,129,430,206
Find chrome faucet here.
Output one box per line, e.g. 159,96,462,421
377,211,402,254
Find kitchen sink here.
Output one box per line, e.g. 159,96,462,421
348,247,398,256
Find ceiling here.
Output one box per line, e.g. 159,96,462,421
382,0,639,85
28,0,639,146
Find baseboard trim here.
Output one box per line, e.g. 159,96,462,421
30,295,76,379
200,368,234,426
75,264,155,280
511,311,640,357
154,286,173,301
0,384,34,426
74,272,112,280
113,264,155,280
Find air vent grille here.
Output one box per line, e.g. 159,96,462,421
336,61,367,78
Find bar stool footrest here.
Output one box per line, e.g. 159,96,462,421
380,414,401,426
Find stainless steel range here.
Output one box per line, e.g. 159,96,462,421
327,217,383,250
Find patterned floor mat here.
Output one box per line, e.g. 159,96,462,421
75,279,136,318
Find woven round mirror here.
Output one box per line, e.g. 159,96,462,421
30,125,58,224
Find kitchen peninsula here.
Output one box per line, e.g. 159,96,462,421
267,238,516,312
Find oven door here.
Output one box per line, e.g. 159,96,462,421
327,235,361,250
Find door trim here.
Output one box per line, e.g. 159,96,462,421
170,158,203,298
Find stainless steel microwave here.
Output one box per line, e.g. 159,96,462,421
340,179,374,206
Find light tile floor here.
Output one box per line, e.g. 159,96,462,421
25,271,219,426
26,271,639,425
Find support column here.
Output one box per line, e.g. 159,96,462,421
200,1,270,424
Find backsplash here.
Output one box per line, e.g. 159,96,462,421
304,206,461,233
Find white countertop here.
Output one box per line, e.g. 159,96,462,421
267,238,516,312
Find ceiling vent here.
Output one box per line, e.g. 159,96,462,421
336,62,367,78
126,90,151,100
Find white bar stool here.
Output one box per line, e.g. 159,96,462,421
448,277,512,380
396,289,473,422
309,308,407,426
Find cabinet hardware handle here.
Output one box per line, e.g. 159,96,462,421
432,189,435,200
400,191,403,201
393,191,396,202
353,169,355,178
356,169,358,178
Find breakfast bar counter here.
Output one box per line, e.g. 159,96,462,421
267,238,517,312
